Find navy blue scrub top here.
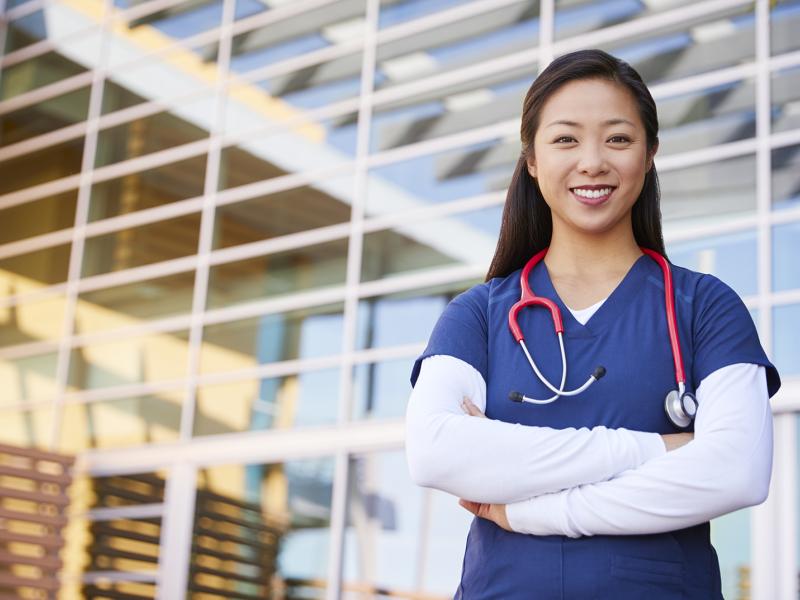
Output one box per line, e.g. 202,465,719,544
410,254,781,600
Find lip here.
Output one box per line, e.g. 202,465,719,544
570,186,616,206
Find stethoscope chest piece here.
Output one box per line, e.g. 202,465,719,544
664,389,698,429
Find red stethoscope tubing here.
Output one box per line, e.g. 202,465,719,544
508,246,687,389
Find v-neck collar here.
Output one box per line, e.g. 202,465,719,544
530,253,652,338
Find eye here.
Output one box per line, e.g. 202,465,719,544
608,135,632,143
553,135,576,143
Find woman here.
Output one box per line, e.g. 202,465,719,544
404,49,781,599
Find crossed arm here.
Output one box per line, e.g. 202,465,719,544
404,354,773,537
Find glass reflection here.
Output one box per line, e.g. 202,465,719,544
370,61,537,153
772,66,800,134
228,3,365,76
81,213,201,277
361,206,502,282
123,0,224,39
0,86,90,147
773,222,800,293
772,143,800,210
3,11,96,52
773,304,800,377
214,177,353,249
343,451,470,597
89,155,207,221
356,280,475,351
0,351,58,407
365,138,510,216
667,230,757,298
554,0,693,40
194,368,340,436
94,110,209,167
375,1,539,92
206,240,349,309
199,304,344,374
657,78,756,157
67,330,190,391
378,0,476,28
0,34,100,100
660,154,755,226
0,136,84,195
0,191,77,245
352,358,415,420
75,271,195,334
0,243,72,290
0,404,52,448
603,5,755,86
0,294,66,348
710,509,751,600
60,393,182,451
772,0,800,55
194,458,333,598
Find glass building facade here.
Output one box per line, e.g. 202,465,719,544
0,0,798,597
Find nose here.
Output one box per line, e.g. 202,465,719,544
577,144,609,176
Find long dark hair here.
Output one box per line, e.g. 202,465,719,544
485,49,665,281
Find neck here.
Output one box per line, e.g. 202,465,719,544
544,225,642,278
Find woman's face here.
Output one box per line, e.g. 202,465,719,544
527,78,657,240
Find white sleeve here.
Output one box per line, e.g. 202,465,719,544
506,363,772,537
405,354,666,504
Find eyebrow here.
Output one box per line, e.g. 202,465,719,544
545,118,636,128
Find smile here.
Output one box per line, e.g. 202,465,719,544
570,186,616,205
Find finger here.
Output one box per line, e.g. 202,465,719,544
462,396,486,418
458,499,478,515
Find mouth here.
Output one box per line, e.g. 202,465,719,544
570,186,617,206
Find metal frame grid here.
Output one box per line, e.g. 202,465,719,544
1,0,800,597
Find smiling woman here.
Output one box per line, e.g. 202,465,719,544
404,49,781,600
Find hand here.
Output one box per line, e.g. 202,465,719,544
461,396,487,418
458,499,512,531
661,432,694,451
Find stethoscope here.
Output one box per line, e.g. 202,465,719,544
507,246,698,429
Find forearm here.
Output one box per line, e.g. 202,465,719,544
506,364,772,537
405,354,665,504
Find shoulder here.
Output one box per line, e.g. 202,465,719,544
668,262,743,314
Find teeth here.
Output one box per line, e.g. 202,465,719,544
573,187,613,198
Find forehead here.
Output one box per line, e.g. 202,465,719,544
538,78,642,127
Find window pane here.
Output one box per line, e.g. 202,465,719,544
604,5,754,86
0,86,90,147
774,304,800,377
352,357,414,420
356,280,475,351
658,78,756,157
125,0,224,40
200,304,344,374
214,176,353,249
206,240,349,309
711,509,752,600
228,4,366,76
343,451,470,597
772,0,799,55
773,222,800,292
660,154,756,227
60,393,183,451
67,330,190,391
89,155,208,221
0,352,58,407
554,0,694,40
0,192,78,245
365,137,509,217
371,59,538,153
0,136,84,195
0,243,72,289
667,230,757,298
377,0,476,28
771,65,800,134
773,143,800,211
94,109,209,167
194,368,341,436
75,271,195,335
0,294,66,348
361,206,502,282
0,405,52,448
194,457,334,598
81,214,201,277
375,1,538,97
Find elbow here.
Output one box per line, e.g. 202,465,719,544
405,435,445,488
727,465,771,510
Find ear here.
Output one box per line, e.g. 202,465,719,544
526,159,536,179
646,141,659,172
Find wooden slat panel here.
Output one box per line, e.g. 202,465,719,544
0,485,70,506
0,463,71,485
187,581,263,600
0,443,75,466
0,571,60,591
0,528,63,549
0,548,62,569
0,505,68,527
